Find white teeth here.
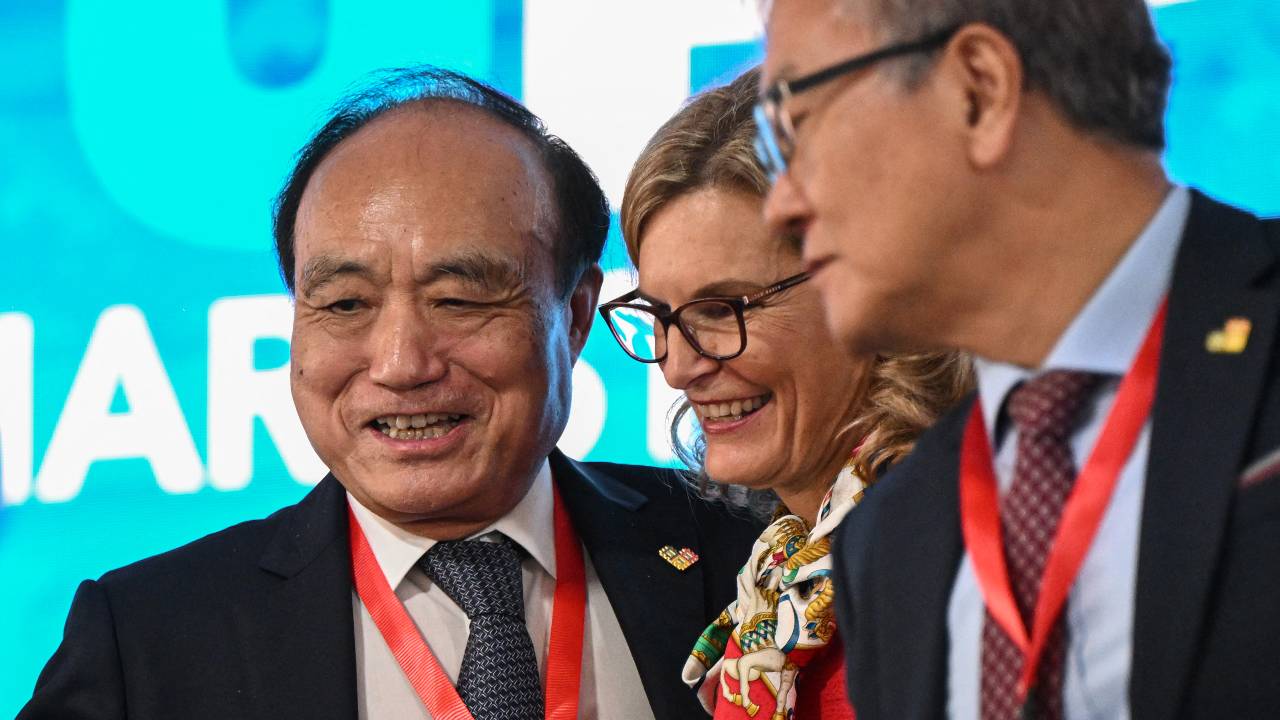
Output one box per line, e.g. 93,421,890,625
695,395,770,421
374,413,464,440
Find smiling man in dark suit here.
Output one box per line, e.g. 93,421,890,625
756,0,1280,718
19,66,759,720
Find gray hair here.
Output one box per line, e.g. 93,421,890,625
848,0,1172,150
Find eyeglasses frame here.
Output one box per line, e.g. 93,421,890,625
598,271,812,363
754,25,962,181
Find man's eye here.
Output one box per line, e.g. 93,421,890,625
437,298,479,309
324,299,365,314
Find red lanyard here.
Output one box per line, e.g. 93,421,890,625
960,300,1167,695
348,483,587,720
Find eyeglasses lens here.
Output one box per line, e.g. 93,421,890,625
753,104,787,181
679,300,743,358
606,305,662,361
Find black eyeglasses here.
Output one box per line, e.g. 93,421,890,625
598,271,812,363
754,25,960,181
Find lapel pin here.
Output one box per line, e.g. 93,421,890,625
1205,317,1252,354
658,545,700,571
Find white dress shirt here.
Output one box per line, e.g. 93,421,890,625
947,187,1191,719
349,461,655,720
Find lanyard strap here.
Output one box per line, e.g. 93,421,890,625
960,299,1167,694
349,483,587,720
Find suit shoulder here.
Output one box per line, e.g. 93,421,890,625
576,459,695,503
865,393,974,506
1263,214,1280,254
579,459,763,536
96,502,293,590
579,459,742,509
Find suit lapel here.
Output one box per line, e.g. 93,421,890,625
1130,193,1279,720
550,451,711,719
873,399,970,719
235,475,358,720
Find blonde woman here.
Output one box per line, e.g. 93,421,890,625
599,68,973,718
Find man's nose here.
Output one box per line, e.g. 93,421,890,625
659,327,719,391
367,302,447,389
762,171,812,242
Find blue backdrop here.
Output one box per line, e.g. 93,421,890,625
1,1,1277,713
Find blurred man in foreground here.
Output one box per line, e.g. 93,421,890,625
759,0,1280,717
20,66,759,720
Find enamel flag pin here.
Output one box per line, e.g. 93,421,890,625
1205,317,1252,354
658,545,700,571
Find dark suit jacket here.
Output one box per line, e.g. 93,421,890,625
19,451,762,720
835,191,1280,719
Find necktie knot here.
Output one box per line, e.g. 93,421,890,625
1007,370,1104,440
420,537,526,620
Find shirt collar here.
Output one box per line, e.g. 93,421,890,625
974,185,1191,439
347,460,557,589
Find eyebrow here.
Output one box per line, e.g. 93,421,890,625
633,289,667,308
692,279,769,298
636,278,769,307
299,255,376,298
298,248,532,298
421,250,529,293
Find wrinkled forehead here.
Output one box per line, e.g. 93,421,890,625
293,103,559,283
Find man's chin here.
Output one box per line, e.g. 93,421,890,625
819,301,885,357
356,485,479,527
344,465,533,529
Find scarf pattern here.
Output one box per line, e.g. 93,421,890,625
682,465,866,718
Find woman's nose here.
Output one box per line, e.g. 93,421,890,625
659,327,719,390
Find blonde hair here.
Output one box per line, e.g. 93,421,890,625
622,68,768,258
621,67,973,505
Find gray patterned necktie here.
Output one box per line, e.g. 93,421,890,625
419,536,544,720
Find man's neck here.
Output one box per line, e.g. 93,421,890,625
392,516,505,541
351,478,538,542
950,146,1171,368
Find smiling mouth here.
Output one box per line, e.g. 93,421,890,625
693,394,771,423
371,413,466,440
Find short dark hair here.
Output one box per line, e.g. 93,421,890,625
272,66,610,296
855,0,1172,150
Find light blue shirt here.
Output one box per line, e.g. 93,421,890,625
947,187,1191,719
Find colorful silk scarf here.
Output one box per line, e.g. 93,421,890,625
682,465,867,718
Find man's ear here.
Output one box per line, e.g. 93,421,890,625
944,23,1023,169
566,264,603,363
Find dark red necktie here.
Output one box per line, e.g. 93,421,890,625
980,370,1103,720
